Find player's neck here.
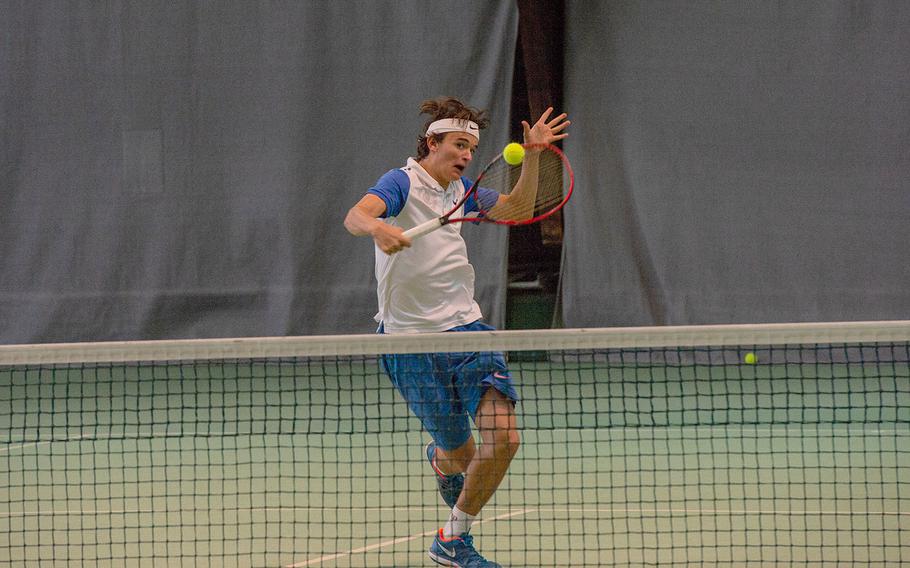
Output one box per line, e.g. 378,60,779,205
417,157,451,189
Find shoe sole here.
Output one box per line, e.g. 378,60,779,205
425,441,436,470
428,550,459,566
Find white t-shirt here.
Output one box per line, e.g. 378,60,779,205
366,158,498,334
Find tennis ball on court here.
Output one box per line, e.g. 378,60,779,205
744,352,757,365
503,142,525,165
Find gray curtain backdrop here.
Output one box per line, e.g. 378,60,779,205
562,1,910,327
3,2,908,343
1,1,516,342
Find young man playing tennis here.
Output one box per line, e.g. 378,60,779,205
344,96,569,567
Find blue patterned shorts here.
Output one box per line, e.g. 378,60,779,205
379,320,519,450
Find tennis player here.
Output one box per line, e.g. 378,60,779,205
344,96,569,567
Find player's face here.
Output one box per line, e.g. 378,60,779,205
430,133,478,182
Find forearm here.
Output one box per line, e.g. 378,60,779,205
345,203,411,254
492,153,540,221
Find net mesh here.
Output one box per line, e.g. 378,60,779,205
1,322,908,567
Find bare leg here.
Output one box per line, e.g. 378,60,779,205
454,388,520,515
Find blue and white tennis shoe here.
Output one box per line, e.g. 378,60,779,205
428,529,502,567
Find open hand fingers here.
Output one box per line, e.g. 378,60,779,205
535,106,555,125
525,108,571,145
547,113,570,130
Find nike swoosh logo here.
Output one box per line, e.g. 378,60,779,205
440,543,456,557
493,372,509,379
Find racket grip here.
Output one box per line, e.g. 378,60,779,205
402,217,443,240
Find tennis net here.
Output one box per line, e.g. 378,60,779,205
1,321,908,567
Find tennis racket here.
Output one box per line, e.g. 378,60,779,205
401,143,574,239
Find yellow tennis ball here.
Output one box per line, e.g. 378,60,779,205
744,352,757,365
502,142,525,165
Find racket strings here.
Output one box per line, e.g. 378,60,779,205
486,191,565,221
482,153,567,222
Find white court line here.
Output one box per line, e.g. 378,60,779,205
0,433,92,453
0,505,444,518
524,506,909,516
2,425,906,456
3,424,906,442
284,508,534,568
0,430,242,453
282,504,909,567
2,504,905,520
2,424,907,444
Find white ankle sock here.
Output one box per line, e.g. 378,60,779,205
442,505,476,539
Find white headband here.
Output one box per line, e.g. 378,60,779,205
425,118,480,141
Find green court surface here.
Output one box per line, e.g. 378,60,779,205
1,359,908,566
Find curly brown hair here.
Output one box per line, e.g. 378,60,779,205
416,96,490,160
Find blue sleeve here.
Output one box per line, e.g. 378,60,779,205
462,175,500,214
366,169,410,218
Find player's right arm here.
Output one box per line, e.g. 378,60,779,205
344,194,412,254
